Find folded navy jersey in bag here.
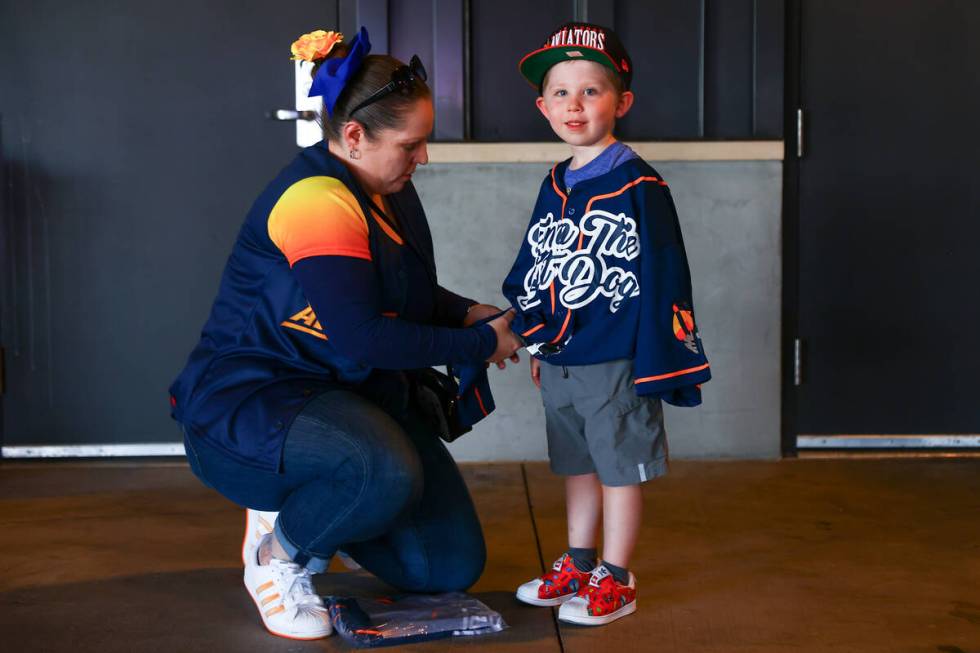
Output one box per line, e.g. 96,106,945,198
326,593,507,648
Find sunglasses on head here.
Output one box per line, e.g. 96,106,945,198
349,55,427,116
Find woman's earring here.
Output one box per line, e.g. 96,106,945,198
349,149,361,160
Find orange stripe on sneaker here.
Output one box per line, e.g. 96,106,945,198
265,605,286,617
261,593,281,606
257,515,273,531
255,581,275,594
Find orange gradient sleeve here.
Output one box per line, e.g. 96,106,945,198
267,176,371,265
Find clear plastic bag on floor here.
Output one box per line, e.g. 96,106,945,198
325,592,507,648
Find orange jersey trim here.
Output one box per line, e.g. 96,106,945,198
522,323,545,337
368,195,405,245
634,363,710,385
579,175,661,247
474,387,489,417
548,165,568,315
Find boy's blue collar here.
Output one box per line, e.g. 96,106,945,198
553,152,647,194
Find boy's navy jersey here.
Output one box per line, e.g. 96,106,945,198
502,157,711,405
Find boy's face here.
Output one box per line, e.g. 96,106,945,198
536,60,634,148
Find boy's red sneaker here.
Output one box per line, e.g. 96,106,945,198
516,553,592,606
558,564,637,625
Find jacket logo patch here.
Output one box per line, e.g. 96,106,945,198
281,305,327,340
672,302,699,354
518,210,641,313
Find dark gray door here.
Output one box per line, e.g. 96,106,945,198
795,2,980,438
1,2,338,449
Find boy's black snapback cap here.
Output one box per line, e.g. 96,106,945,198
519,22,632,90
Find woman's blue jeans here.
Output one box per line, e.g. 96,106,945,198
183,384,486,592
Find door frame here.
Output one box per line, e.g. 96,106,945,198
780,0,802,457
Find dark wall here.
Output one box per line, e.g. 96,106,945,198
0,1,340,447
354,0,784,141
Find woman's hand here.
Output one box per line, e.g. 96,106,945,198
463,303,505,327
529,356,541,389
487,309,521,369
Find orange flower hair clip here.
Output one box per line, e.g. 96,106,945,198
290,30,343,62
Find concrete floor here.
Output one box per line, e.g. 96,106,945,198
1,459,978,652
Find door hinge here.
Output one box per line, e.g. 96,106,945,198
794,338,803,386
796,108,804,158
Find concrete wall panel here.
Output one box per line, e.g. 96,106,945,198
413,160,782,461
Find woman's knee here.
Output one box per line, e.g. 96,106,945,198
400,533,487,593
290,392,422,495
443,544,487,592
281,392,424,541
367,444,424,515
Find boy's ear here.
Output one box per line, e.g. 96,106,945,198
535,96,549,120
615,91,635,119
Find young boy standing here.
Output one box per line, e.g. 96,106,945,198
503,23,711,626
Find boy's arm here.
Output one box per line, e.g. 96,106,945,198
633,182,711,406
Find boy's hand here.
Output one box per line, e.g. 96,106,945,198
487,310,522,369
529,356,541,389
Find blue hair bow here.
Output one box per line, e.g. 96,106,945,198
309,26,372,116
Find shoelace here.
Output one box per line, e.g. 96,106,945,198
270,559,324,608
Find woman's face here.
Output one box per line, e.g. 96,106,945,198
356,98,433,196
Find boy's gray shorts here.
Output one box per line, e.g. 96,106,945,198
539,358,668,486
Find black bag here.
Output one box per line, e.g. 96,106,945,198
409,367,472,443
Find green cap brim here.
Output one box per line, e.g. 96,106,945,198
519,46,620,89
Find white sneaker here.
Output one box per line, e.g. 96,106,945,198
557,565,637,626
242,509,278,566
515,553,591,606
244,555,332,640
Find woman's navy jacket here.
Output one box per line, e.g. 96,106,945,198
170,143,468,471
503,158,711,406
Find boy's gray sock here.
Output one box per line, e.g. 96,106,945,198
600,560,630,585
566,547,597,573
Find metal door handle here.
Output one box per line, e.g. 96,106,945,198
267,109,317,121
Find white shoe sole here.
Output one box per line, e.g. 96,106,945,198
558,599,637,626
